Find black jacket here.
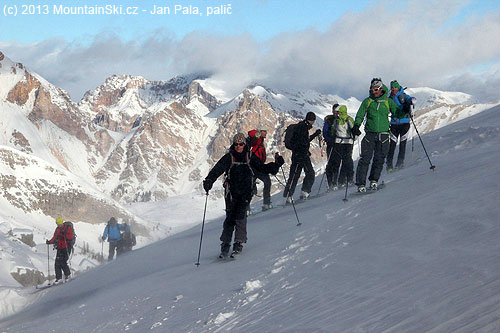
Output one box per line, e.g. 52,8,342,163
205,145,281,199
291,120,320,158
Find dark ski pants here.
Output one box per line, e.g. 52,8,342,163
254,171,271,205
220,194,250,244
325,144,354,186
284,154,315,197
108,241,119,261
55,249,71,280
386,123,410,168
356,131,390,186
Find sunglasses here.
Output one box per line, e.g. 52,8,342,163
234,142,245,146
371,87,382,92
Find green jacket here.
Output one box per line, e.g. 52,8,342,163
354,84,398,133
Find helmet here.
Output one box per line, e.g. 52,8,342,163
56,217,64,225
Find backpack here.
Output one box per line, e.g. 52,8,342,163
284,123,299,150
224,151,254,198
63,221,76,254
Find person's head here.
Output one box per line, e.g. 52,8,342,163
232,133,246,153
370,78,384,98
390,80,401,95
331,103,339,114
305,112,316,127
259,129,267,139
337,105,348,119
109,217,117,224
55,217,64,227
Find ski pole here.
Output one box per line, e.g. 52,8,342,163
47,243,50,285
195,193,209,266
410,113,435,170
101,241,104,262
281,165,301,226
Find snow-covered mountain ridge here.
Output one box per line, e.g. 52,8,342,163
1,104,498,332
0,49,498,293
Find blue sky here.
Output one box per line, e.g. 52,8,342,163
2,0,375,43
0,0,499,101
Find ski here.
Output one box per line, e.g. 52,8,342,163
35,277,73,291
352,182,386,195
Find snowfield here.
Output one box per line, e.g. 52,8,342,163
0,105,498,331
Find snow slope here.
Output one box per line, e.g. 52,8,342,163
1,105,499,331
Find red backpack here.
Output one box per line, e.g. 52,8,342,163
247,130,266,162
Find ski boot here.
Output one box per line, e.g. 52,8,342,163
357,185,367,193
262,203,273,211
370,180,378,190
299,191,310,200
230,242,243,258
219,243,230,259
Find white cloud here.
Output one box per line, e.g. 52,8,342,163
1,0,499,102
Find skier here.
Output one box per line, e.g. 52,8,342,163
283,112,321,202
351,78,398,192
203,133,284,258
102,217,123,261
322,104,355,189
46,217,73,283
248,129,273,211
386,80,414,171
117,223,136,255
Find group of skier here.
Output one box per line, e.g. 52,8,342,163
44,216,136,285
203,77,414,259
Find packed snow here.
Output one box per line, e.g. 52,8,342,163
0,105,498,331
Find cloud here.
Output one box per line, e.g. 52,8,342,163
1,0,499,102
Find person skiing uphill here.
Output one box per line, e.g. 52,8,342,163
283,112,321,201
248,129,273,211
386,80,414,171
46,217,73,284
102,217,124,261
351,78,398,192
323,104,355,189
203,133,284,258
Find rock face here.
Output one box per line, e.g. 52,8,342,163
1,51,494,208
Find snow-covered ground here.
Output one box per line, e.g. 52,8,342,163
1,104,499,331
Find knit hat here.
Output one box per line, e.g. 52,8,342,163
233,133,246,144
305,112,316,121
370,77,383,89
55,217,64,225
390,80,401,90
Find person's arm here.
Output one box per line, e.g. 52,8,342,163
354,98,369,127
203,153,232,192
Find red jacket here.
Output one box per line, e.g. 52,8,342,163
48,225,73,249
248,130,266,163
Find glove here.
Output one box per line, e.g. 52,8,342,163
46,240,50,244
351,125,361,137
315,129,321,136
101,236,105,241
203,179,213,193
274,153,285,167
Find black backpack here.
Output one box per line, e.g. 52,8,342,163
284,123,299,150
63,221,77,254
